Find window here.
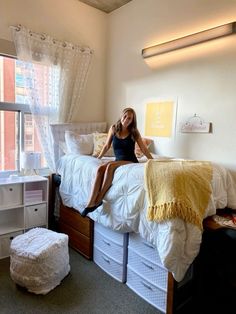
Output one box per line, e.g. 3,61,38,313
0,55,47,175
25,133,33,146
25,113,33,128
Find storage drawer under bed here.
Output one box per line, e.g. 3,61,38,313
94,245,127,283
94,222,126,246
128,232,162,265
127,265,167,313
93,222,128,282
94,229,125,263
128,247,168,290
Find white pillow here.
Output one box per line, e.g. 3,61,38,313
65,131,93,155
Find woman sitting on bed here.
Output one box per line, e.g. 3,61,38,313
81,107,153,217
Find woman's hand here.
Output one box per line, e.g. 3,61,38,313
136,136,153,160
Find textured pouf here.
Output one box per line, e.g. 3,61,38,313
10,227,70,294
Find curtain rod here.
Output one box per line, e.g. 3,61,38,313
10,25,93,54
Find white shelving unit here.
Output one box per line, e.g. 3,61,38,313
0,175,48,259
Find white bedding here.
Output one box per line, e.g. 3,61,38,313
57,154,236,281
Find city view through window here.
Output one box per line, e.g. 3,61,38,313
0,55,46,172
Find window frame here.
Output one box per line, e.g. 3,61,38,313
0,53,51,177
0,101,31,177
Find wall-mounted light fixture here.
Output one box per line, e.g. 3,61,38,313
142,22,236,58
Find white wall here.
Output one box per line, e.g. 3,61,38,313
1,0,236,173
0,0,107,122
106,0,236,172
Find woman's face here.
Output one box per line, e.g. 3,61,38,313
121,111,134,128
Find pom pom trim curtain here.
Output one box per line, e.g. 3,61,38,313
11,25,93,171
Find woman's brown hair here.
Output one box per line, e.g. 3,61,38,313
113,107,139,141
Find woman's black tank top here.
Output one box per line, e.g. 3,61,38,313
112,134,138,163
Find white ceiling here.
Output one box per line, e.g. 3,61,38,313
79,0,132,13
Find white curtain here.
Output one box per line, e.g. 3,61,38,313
11,25,93,171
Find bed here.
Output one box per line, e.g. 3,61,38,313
50,122,236,312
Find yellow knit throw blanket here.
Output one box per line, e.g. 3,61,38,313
145,160,213,230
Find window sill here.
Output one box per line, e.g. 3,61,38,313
0,168,52,179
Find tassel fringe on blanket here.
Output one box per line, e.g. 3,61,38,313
145,160,213,230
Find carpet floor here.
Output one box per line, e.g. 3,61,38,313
0,248,160,314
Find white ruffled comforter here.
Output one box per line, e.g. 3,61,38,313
57,154,236,281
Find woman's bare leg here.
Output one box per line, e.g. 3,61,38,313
95,160,132,205
86,162,111,207
81,160,132,217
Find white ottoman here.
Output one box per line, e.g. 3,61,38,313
10,228,70,294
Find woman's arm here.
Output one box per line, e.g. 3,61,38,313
136,132,153,160
97,126,114,159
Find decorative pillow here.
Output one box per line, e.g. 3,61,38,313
92,133,114,157
65,131,94,155
135,138,153,158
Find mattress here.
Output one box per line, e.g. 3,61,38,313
57,154,236,281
